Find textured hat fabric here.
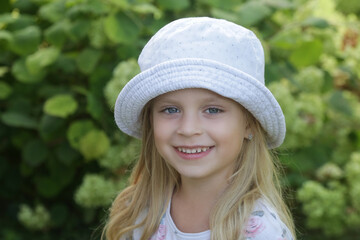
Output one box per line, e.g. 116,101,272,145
114,17,286,149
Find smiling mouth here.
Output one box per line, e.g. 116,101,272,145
176,146,213,154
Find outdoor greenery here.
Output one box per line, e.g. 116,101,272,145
0,0,359,239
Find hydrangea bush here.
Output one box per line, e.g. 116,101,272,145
0,0,359,239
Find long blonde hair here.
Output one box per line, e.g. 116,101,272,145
102,100,296,240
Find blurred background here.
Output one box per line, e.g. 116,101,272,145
0,0,359,239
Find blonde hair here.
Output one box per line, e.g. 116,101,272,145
102,100,296,240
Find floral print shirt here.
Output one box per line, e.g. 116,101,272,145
130,199,294,240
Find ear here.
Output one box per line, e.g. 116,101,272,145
244,124,253,140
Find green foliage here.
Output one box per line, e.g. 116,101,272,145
1,111,38,129
104,59,139,108
17,204,51,231
10,26,41,55
294,66,324,93
156,0,190,11
74,174,117,208
76,48,102,74
79,129,110,160
43,94,78,118
12,58,46,83
1,0,360,239
297,152,360,236
22,139,48,167
345,153,360,211
297,181,347,236
98,139,140,170
0,81,12,99
104,12,140,44
26,46,60,74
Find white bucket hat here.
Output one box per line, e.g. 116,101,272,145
114,17,286,149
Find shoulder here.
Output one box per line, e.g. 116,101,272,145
244,199,294,240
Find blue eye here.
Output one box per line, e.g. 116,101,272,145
206,108,222,114
163,107,179,114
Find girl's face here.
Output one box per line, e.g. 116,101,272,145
152,88,251,183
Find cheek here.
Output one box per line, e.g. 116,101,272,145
153,121,164,147
153,117,170,139
211,120,246,142
210,120,246,157
152,116,176,153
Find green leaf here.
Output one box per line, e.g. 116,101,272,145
290,40,323,68
301,17,330,29
104,12,140,44
26,47,60,75
210,8,242,24
131,3,162,19
79,130,110,160
198,0,243,10
0,30,12,48
67,0,109,18
0,13,16,25
156,0,190,10
269,29,303,50
9,25,41,55
262,0,294,9
336,0,360,14
6,14,36,31
236,1,272,27
106,0,129,9
39,115,66,142
12,58,46,83
0,81,12,99
22,139,48,167
67,120,95,150
53,53,77,74
38,0,66,23
44,21,67,47
76,48,101,74
65,18,91,42
328,91,353,116
0,66,9,77
86,93,103,120
43,94,78,118
1,111,38,129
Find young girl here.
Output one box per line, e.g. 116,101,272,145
103,17,296,240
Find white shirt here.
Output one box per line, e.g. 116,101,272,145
131,199,294,240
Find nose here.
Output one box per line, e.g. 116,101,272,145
176,111,203,137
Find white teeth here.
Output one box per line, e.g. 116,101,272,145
177,147,210,153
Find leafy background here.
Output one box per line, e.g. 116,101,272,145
0,0,360,239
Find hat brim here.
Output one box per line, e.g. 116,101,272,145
114,58,285,149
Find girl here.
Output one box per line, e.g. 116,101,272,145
103,17,296,240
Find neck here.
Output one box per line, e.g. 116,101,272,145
170,174,230,233
176,175,229,203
